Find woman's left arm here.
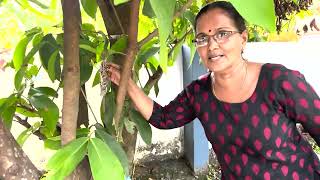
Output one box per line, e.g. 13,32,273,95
278,68,320,146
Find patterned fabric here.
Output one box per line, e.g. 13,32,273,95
149,63,320,179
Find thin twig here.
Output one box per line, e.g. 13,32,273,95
110,0,125,34
80,87,99,124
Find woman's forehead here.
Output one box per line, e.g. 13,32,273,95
196,9,236,33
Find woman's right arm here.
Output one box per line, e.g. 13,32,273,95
105,63,153,120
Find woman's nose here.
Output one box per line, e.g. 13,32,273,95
208,37,219,50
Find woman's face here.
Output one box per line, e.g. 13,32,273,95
195,8,248,73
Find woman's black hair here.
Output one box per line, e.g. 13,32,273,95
195,1,246,32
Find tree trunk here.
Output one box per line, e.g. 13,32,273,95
0,119,41,180
61,0,80,145
61,0,90,179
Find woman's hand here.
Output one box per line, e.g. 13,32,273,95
105,63,122,86
103,62,153,120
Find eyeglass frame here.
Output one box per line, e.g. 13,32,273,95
192,30,241,47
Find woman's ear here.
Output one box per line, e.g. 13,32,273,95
240,30,248,47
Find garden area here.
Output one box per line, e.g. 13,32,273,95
0,0,319,179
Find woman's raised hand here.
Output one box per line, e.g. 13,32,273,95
105,63,122,86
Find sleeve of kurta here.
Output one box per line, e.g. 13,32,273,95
277,67,320,146
148,85,197,129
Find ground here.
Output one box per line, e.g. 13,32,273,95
133,151,221,180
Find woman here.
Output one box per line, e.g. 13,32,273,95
106,1,320,179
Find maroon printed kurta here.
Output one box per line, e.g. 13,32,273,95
149,63,320,179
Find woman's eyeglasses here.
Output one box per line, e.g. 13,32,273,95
192,30,240,47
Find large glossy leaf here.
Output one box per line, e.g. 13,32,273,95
92,70,100,87
45,137,88,180
80,55,93,85
47,50,59,82
17,128,32,146
28,87,58,98
229,0,276,32
88,138,125,180
44,128,90,150
135,46,160,70
150,0,175,72
81,0,97,19
16,107,39,117
142,0,155,18
29,95,59,135
111,35,128,54
95,129,129,176
14,67,26,91
129,109,152,145
1,106,16,129
13,36,31,71
113,0,130,6
44,137,61,150
39,34,61,81
183,10,195,31
100,92,116,134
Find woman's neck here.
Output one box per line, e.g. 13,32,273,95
212,59,247,89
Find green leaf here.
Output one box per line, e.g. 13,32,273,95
113,0,130,6
150,0,175,72
39,34,61,81
100,92,116,134
81,0,97,19
1,106,16,129
292,0,298,5
46,137,88,180
111,35,128,53
184,10,196,30
142,0,156,18
228,0,276,32
95,129,129,175
129,109,152,145
44,138,61,150
80,55,93,85
79,44,96,54
25,65,39,79
92,71,101,87
136,46,160,70
29,95,59,135
47,50,59,82
32,32,44,47
88,138,125,180
14,67,26,91
29,87,58,98
95,41,105,62
13,36,31,71
17,128,32,146
16,107,39,117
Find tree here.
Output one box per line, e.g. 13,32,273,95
0,0,313,179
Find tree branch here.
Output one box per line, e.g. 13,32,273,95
14,115,46,140
137,0,193,48
113,0,140,141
